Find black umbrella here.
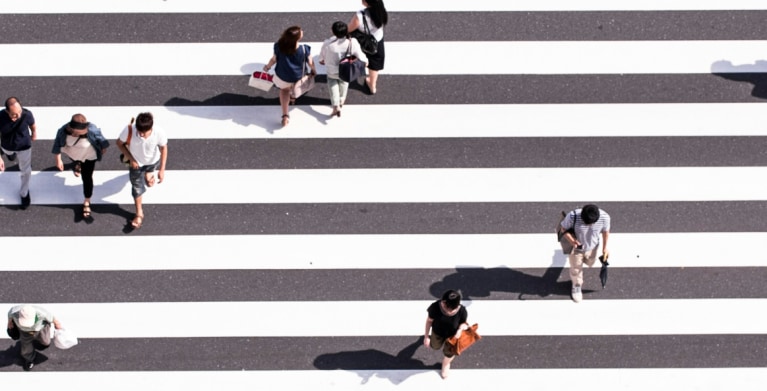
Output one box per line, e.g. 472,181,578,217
599,254,609,289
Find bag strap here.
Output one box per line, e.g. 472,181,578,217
125,117,134,146
361,9,372,34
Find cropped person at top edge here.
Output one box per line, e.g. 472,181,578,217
348,0,388,94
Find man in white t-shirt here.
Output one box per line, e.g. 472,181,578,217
115,112,168,229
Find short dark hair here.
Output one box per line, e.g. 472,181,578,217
441,290,462,310
581,204,600,224
135,112,154,132
332,21,348,38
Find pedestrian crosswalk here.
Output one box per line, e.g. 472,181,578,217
1,1,767,389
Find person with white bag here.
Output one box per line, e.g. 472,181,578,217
7,304,64,371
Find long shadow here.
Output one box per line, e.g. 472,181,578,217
0,341,49,370
711,60,767,99
313,337,437,385
429,250,597,301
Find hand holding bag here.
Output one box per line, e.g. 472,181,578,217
338,40,367,83
119,118,134,166
446,323,481,356
291,45,316,99
53,328,79,350
249,71,274,92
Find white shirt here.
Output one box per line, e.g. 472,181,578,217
356,10,384,41
319,36,368,77
119,124,168,166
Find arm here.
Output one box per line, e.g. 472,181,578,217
30,123,37,141
7,317,13,329
348,12,361,32
115,137,139,169
54,153,64,171
157,145,168,183
306,55,317,76
424,317,433,347
601,230,610,257
52,317,63,330
263,54,277,72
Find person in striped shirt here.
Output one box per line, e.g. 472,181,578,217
559,204,611,303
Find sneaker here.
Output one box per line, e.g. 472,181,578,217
571,284,583,303
20,192,30,210
23,361,33,371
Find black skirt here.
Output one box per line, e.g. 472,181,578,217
366,39,385,71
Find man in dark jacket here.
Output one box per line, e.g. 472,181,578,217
0,96,37,209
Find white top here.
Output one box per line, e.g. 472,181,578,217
118,124,168,166
62,134,97,161
356,10,384,41
319,36,368,78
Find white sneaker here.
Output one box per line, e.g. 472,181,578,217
571,284,583,303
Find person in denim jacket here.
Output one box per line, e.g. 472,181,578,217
52,113,110,219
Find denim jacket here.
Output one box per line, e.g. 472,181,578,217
51,123,110,161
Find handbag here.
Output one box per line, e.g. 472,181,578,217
53,328,79,350
291,45,315,99
351,10,378,56
338,40,367,83
119,118,134,166
446,323,481,356
7,326,20,341
249,71,273,92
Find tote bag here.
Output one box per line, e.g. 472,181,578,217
291,45,315,99
339,41,367,83
249,71,273,92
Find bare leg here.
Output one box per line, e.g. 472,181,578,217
441,355,455,379
279,88,291,126
366,70,379,94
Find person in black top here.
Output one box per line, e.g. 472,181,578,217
0,97,37,209
424,289,469,379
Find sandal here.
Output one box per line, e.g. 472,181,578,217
82,202,91,218
281,114,290,127
131,214,144,229
73,162,82,177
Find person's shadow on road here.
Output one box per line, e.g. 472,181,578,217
313,337,438,385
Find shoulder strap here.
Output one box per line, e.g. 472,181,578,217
125,117,134,145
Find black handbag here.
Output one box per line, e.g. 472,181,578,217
7,326,20,341
338,40,367,83
351,10,378,56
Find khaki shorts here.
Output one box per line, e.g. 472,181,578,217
429,331,455,357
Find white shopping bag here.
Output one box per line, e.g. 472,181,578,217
53,328,79,349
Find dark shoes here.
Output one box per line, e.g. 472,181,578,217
20,192,30,210
23,361,33,371
7,152,16,161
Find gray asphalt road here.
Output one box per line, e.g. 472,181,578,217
0,9,764,375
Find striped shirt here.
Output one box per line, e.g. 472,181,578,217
560,208,611,251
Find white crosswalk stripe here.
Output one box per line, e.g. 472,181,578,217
1,2,766,389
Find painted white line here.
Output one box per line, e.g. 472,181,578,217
2,41,767,76
4,167,766,206
27,103,767,140
4,369,767,391
1,369,766,391
1,299,765,338
1,233,765,271
4,0,766,13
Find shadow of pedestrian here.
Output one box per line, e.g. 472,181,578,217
711,60,767,99
313,337,438,384
429,250,596,301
